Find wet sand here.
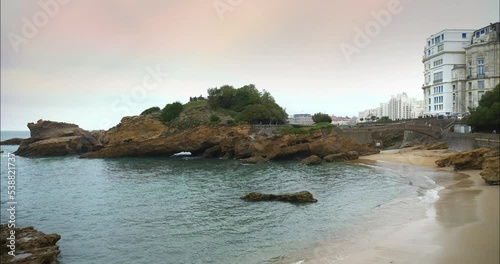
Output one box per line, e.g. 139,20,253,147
338,149,500,264
294,148,499,264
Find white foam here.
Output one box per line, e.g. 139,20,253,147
418,185,444,203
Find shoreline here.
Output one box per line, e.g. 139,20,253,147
293,148,499,264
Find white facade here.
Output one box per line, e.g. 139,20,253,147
289,114,314,125
358,93,421,121
387,93,417,120
423,23,500,116
422,29,474,116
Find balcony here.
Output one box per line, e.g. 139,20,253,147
433,79,443,84
467,74,487,79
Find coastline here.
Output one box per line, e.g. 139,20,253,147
294,148,499,264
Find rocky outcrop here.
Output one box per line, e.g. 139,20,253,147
324,151,360,162
14,120,103,157
480,157,500,185
0,225,61,264
435,148,498,170
241,191,318,203
17,116,379,160
301,155,323,165
0,138,25,145
80,115,377,160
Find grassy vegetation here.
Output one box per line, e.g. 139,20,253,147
143,85,288,129
280,122,334,135
182,100,208,112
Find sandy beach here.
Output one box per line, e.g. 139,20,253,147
299,148,499,264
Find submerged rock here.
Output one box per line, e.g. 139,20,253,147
480,157,500,185
241,191,318,203
14,120,103,157
0,225,61,264
301,155,323,165
0,138,25,145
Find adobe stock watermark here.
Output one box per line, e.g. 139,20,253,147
98,65,169,130
213,0,244,20
339,0,411,63
8,0,71,53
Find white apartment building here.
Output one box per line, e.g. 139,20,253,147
423,22,500,116
288,114,314,125
358,93,422,121
422,29,474,116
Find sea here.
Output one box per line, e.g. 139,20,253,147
0,131,452,264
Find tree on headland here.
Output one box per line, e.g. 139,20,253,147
160,102,183,122
467,83,500,132
140,106,161,116
207,85,287,124
312,113,332,124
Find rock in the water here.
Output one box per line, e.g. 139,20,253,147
241,191,318,203
435,148,498,170
0,138,25,145
324,151,359,162
14,120,103,157
480,157,500,185
0,225,61,264
301,155,323,165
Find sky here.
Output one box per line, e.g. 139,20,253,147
1,0,499,131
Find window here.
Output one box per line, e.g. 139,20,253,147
476,31,480,37
428,41,431,46
438,44,444,52
441,34,444,40
433,72,443,83
433,59,443,67
480,29,485,34
477,59,485,76
432,39,435,44
478,81,485,89
468,61,472,76
462,33,467,38
453,84,456,91
428,98,431,104
429,106,431,111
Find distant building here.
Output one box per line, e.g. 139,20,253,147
423,22,500,116
331,115,356,126
289,114,314,125
358,93,422,121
